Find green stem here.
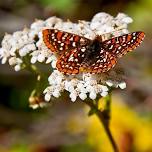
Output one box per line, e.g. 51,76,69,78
84,96,119,152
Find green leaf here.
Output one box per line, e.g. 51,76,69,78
88,107,97,116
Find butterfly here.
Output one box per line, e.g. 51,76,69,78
42,29,145,75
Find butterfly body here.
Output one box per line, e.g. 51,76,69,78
42,29,145,75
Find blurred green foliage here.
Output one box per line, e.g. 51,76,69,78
37,0,79,15
127,0,152,33
61,143,93,152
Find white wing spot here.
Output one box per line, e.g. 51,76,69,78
59,47,63,50
80,38,85,43
109,45,113,50
133,33,136,36
69,37,73,41
61,43,64,46
65,65,69,68
81,48,86,52
75,59,78,62
96,59,100,63
107,40,111,44
118,46,121,50
133,36,136,40
68,56,74,62
131,40,134,43
100,49,104,53
72,42,76,47
103,58,106,62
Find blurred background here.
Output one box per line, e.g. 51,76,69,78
0,0,152,152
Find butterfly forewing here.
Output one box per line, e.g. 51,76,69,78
42,29,90,54
102,31,145,58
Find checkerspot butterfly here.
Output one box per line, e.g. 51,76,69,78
42,29,145,75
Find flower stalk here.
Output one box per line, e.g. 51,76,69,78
84,94,119,152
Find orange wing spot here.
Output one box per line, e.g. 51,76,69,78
72,63,75,67
108,63,112,69
72,69,79,74
74,53,78,58
57,32,63,40
42,29,49,35
132,45,136,49
127,35,131,41
64,35,71,45
111,59,116,65
139,32,145,38
127,47,132,51
67,69,72,73
56,63,61,68
137,38,142,44
74,36,80,42
62,69,67,73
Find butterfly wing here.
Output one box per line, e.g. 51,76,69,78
82,49,117,74
42,29,90,54
82,31,145,74
56,46,88,75
102,31,145,58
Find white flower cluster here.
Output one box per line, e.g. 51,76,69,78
0,12,132,102
43,70,126,102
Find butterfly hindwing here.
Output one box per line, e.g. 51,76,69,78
82,49,117,74
56,46,88,75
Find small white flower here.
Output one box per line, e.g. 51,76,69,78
45,93,51,102
31,56,37,64
79,92,87,100
116,13,133,24
37,54,45,62
52,90,60,98
46,55,57,64
70,91,78,102
89,91,97,100
30,104,39,109
31,19,45,30
45,16,63,28
100,91,108,97
14,64,21,71
118,82,126,89
51,60,57,68
106,80,114,87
